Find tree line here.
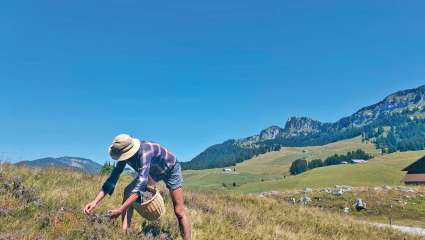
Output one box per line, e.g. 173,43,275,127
289,149,373,175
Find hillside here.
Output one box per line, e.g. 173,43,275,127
237,150,425,193
183,136,425,193
183,137,380,192
0,164,422,240
184,84,425,170
16,156,102,174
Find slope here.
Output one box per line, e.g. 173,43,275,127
183,136,380,191
0,164,421,240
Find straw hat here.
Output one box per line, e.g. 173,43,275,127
108,134,141,161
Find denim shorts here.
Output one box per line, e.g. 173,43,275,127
150,161,184,190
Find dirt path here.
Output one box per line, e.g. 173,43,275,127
367,222,425,237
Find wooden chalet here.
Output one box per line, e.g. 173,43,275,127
402,156,425,185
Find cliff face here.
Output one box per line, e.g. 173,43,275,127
283,117,324,136
259,126,284,141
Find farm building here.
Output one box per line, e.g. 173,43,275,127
352,159,367,164
402,156,425,185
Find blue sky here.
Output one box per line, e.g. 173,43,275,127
0,1,424,163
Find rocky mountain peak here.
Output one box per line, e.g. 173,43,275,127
284,117,323,135
259,126,283,141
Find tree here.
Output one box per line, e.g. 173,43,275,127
289,159,308,175
100,161,114,175
308,159,323,169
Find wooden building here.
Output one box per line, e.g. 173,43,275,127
402,156,425,185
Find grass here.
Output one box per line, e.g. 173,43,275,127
183,137,384,192
260,186,425,229
0,164,422,239
237,150,425,193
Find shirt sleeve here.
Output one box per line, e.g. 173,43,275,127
132,153,151,195
101,161,126,196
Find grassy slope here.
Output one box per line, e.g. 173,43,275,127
0,165,422,240
184,137,381,192
238,150,425,193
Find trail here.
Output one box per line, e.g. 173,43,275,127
366,222,425,237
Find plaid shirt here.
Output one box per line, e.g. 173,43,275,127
101,140,177,195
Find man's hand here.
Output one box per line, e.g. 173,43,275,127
108,208,123,219
147,185,156,193
83,201,97,215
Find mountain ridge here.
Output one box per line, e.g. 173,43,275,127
183,84,425,170
16,156,102,173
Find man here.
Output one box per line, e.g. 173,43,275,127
83,134,191,240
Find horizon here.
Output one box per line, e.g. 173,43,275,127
1,1,424,164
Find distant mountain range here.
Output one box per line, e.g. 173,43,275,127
183,85,425,170
16,157,102,173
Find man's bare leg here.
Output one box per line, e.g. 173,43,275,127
122,185,134,231
169,187,191,240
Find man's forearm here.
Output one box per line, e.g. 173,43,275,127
94,190,106,204
120,193,139,212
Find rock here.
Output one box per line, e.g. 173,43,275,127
288,197,296,204
331,185,353,196
304,187,313,193
343,207,350,213
333,189,344,196
354,199,366,211
399,187,415,193
298,196,312,205
320,188,331,193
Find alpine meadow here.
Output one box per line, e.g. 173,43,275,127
2,1,425,239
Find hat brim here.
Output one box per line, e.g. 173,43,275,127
109,138,141,161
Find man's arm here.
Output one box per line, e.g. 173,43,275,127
109,153,150,219
101,161,126,195
83,161,126,215
131,151,151,196
108,192,139,218
84,190,106,215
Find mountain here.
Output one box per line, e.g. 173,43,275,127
16,156,102,173
183,85,425,170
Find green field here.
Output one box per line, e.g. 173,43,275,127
183,137,425,193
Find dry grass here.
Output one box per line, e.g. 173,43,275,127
0,164,422,239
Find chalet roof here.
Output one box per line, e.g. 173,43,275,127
402,156,425,173
402,173,425,183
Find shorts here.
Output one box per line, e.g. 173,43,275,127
150,161,184,190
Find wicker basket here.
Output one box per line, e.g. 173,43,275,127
134,189,166,221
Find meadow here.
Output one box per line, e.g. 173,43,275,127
0,164,422,240
2,137,425,239
183,137,422,193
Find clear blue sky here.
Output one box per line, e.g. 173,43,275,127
1,1,424,163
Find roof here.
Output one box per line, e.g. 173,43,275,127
402,156,425,173
402,173,425,183
352,159,367,163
